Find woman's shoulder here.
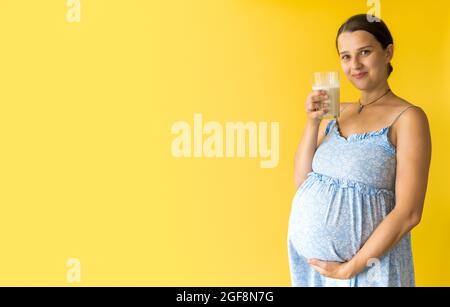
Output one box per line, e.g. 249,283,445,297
388,97,430,146
389,98,431,161
388,97,427,125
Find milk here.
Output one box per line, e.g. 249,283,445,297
312,85,340,119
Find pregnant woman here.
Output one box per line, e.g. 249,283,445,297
287,14,432,287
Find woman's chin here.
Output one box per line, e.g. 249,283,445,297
350,80,371,91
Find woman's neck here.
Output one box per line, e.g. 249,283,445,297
360,82,391,105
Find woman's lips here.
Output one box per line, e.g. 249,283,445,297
353,72,368,79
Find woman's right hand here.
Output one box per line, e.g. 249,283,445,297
305,90,329,122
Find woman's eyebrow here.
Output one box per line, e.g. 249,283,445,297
339,45,374,55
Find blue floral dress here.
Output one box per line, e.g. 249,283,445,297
287,106,416,287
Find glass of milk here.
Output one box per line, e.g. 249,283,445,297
312,71,340,119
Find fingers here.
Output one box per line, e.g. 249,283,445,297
307,101,329,112
308,91,328,105
308,259,327,269
310,264,329,277
309,109,328,118
307,91,329,110
312,89,327,96
308,259,330,277
305,90,331,120
311,91,329,103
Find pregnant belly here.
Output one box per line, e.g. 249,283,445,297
288,208,359,262
288,183,388,262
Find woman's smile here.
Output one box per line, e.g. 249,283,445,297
352,72,368,79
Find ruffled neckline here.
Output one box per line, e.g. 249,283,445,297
332,119,390,142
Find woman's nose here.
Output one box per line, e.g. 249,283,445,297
351,57,363,70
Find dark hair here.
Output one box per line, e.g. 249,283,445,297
336,14,394,77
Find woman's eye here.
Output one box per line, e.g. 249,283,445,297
341,55,350,60
361,50,371,56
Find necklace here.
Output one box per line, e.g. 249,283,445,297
358,88,391,114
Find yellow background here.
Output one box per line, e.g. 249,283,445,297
0,0,448,286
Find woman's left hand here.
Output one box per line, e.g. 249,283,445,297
308,259,356,280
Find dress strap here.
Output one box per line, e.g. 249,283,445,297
324,118,337,136
323,104,353,137
389,105,416,127
327,104,350,136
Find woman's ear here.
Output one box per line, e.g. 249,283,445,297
386,44,394,63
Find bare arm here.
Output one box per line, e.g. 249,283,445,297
347,106,432,275
294,102,351,190
308,106,432,280
293,119,325,190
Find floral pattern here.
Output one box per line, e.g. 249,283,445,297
287,118,415,287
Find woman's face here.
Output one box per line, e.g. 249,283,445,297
337,30,393,91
